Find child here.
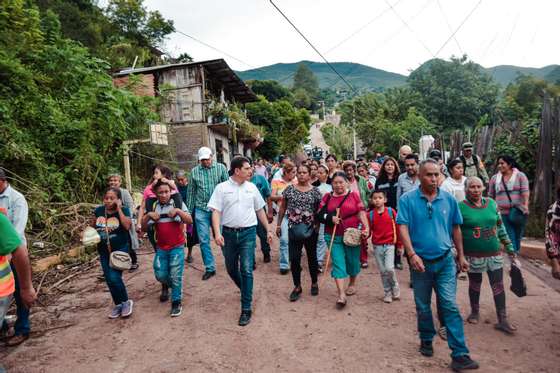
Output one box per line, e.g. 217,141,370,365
93,188,134,318
368,190,402,303
142,180,192,317
176,170,197,263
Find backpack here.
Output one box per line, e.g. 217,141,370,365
369,207,397,244
460,154,481,177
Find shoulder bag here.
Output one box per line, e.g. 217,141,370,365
104,210,132,271
501,178,527,226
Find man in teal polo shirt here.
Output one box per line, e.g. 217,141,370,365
397,159,479,371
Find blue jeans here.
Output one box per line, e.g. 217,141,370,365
222,227,257,311
317,224,327,265
98,247,129,305
279,217,289,270
256,216,271,255
501,213,527,253
154,245,185,302
411,252,469,358
0,263,30,336
195,208,216,272
374,244,399,295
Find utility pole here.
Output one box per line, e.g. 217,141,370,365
123,139,150,191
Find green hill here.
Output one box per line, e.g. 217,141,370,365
238,60,559,90
237,61,407,91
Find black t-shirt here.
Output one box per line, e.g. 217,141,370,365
312,179,321,187
94,206,131,252
374,177,398,209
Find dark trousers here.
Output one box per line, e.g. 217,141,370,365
98,248,129,305
256,218,271,255
289,232,319,287
468,268,506,318
1,263,30,336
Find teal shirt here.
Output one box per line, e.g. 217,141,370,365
185,162,229,212
251,174,271,200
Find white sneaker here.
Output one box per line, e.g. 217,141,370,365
383,294,393,303
392,288,401,300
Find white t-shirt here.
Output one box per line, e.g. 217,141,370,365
440,176,467,202
207,178,266,228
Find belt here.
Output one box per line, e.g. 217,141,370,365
223,226,254,232
419,250,451,264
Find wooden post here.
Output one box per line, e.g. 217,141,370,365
123,143,132,191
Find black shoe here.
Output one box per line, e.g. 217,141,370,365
419,340,434,357
170,301,182,317
289,287,302,302
186,255,193,264
238,310,252,326
160,284,169,302
451,355,479,371
310,284,319,296
263,253,271,263
253,262,257,270
280,268,289,275
202,271,216,281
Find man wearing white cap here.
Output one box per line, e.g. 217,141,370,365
185,147,229,280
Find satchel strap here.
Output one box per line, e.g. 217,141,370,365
104,209,112,254
369,207,397,244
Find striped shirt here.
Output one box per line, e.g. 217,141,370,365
0,214,20,297
185,162,229,212
488,170,529,215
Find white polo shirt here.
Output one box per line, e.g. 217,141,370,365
207,178,266,228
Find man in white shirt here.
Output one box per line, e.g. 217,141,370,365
208,157,273,326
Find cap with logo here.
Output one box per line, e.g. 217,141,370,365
198,147,213,160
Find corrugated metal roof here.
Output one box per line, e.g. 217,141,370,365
113,59,257,103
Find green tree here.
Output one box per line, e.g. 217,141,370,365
293,88,312,109
293,62,319,99
321,123,353,160
247,80,293,102
408,55,499,131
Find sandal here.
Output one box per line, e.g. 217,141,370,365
336,298,347,309
345,286,357,296
466,312,480,324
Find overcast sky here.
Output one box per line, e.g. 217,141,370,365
142,0,559,75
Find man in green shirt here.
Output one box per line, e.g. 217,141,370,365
0,214,36,368
185,147,229,280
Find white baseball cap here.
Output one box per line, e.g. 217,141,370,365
198,147,213,160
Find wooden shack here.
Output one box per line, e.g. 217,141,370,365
113,59,259,169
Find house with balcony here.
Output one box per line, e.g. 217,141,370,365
113,59,261,169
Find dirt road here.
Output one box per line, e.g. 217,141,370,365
2,238,560,372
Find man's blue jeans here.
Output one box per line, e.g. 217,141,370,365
98,248,129,305
0,264,30,336
222,227,257,311
195,208,216,272
154,245,185,302
256,217,271,255
279,217,289,270
411,252,469,358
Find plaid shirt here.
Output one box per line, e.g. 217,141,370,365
185,162,229,212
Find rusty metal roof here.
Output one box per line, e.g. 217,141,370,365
114,59,257,103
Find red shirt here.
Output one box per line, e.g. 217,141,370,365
319,191,364,236
368,207,401,247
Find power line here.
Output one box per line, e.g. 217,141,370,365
129,150,182,165
268,0,357,94
384,0,435,58
436,0,464,55
434,0,483,57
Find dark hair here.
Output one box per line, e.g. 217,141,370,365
404,153,419,163
105,187,122,200
371,189,386,197
342,160,357,171
230,156,250,173
556,184,560,200
153,179,172,192
0,168,6,181
357,162,368,171
497,155,517,169
282,160,296,172
317,165,328,173
152,164,173,180
298,164,312,174
332,171,348,182
378,157,400,182
325,154,337,162
447,158,463,171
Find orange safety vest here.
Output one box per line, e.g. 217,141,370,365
0,255,15,297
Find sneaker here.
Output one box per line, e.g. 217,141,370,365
108,304,122,319
202,271,216,281
171,301,182,317
419,340,434,357
238,310,252,326
450,355,479,371
263,253,271,263
310,283,319,296
280,268,290,275
392,288,400,301
289,287,302,302
383,293,393,303
458,272,468,281
121,300,134,318
186,255,193,264
438,326,448,341
361,262,368,268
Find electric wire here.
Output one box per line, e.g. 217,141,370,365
434,0,483,57
436,0,464,55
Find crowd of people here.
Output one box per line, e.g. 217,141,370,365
1,140,560,371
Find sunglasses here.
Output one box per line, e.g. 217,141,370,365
426,201,433,219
